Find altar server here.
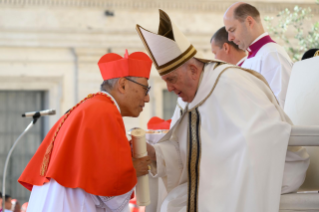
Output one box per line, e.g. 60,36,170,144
224,2,292,107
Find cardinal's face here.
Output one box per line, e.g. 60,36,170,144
125,77,150,117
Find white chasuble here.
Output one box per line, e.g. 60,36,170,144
150,62,307,212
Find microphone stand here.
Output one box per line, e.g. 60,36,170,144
2,113,41,211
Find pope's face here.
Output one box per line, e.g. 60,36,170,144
161,67,198,103
125,77,150,117
211,40,228,62
224,17,251,50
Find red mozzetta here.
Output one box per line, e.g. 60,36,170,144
18,93,137,196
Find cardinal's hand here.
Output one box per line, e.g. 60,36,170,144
133,156,151,177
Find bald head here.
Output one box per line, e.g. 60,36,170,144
223,2,264,50
224,2,261,23
224,2,243,20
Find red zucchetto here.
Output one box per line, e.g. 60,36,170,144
147,116,171,130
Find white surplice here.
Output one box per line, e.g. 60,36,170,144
151,62,309,212
27,179,133,212
242,33,292,108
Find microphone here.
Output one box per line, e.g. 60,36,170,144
22,109,56,118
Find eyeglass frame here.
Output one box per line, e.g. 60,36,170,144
124,77,151,96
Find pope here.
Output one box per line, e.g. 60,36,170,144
136,9,309,212
18,50,153,212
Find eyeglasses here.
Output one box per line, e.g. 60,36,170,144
125,77,151,96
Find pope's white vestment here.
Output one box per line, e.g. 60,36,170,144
241,33,292,108
152,62,309,212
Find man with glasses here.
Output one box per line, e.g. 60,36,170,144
18,50,152,212
124,77,151,97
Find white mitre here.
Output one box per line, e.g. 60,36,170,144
136,9,215,76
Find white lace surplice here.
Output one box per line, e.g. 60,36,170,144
92,189,133,212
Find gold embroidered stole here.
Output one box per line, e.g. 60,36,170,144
187,108,201,212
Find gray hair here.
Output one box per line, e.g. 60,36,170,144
100,76,138,92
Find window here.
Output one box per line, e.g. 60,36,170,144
162,90,178,120
0,90,46,204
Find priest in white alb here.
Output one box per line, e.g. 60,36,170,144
136,9,309,212
224,2,292,108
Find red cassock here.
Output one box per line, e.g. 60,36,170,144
18,93,137,196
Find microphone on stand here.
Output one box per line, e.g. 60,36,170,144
22,109,56,118
3,109,56,210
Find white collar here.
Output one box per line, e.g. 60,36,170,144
101,91,121,113
188,63,233,110
236,56,247,66
249,32,268,47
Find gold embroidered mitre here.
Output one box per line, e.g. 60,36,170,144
136,9,210,76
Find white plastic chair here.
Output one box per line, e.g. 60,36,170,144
280,56,319,211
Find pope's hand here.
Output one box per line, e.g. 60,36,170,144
133,156,151,177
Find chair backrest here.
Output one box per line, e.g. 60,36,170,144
284,56,319,191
